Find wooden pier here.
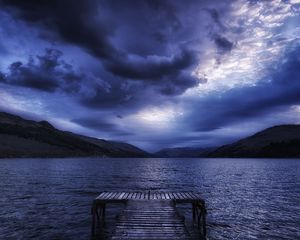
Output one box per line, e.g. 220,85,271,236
91,191,207,239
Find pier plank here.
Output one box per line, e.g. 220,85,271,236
123,192,129,199
95,191,205,202
127,192,134,199
112,200,191,240
106,192,115,199
118,192,126,200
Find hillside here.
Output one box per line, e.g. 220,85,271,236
209,125,300,158
0,112,148,158
70,134,149,157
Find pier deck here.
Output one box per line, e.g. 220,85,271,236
113,200,190,239
91,191,206,239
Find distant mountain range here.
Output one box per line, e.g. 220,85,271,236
209,125,300,158
0,112,149,158
154,147,216,158
155,125,300,158
1,111,300,158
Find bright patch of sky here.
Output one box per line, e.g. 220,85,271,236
190,0,299,94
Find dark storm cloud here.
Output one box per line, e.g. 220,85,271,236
106,50,196,80
1,0,116,59
0,49,84,92
0,72,5,82
105,0,183,56
187,43,300,131
72,117,134,136
206,9,226,31
80,70,201,109
214,34,234,53
72,118,118,132
158,72,200,96
80,82,136,109
0,0,204,101
204,5,236,57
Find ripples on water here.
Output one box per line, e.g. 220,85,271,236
0,158,299,239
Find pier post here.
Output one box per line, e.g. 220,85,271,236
102,203,106,220
91,203,97,236
202,202,207,238
192,202,196,223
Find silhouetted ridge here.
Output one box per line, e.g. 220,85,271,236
209,125,300,158
0,111,149,158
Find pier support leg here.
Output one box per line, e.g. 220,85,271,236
192,203,196,223
91,204,97,237
102,203,106,220
202,205,207,238
91,203,107,238
96,207,100,221
197,212,202,228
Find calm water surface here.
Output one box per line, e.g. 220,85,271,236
0,158,299,240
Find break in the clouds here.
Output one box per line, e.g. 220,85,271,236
0,0,299,151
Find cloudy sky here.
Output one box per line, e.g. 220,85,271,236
0,0,299,151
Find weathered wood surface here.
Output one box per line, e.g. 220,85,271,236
91,191,207,239
112,200,191,240
95,191,203,202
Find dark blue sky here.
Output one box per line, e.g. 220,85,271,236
0,0,299,151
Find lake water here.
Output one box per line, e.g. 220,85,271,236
0,158,299,240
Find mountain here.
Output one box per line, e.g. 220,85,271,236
69,134,149,157
155,147,216,158
2,112,299,158
0,112,149,158
209,125,300,158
